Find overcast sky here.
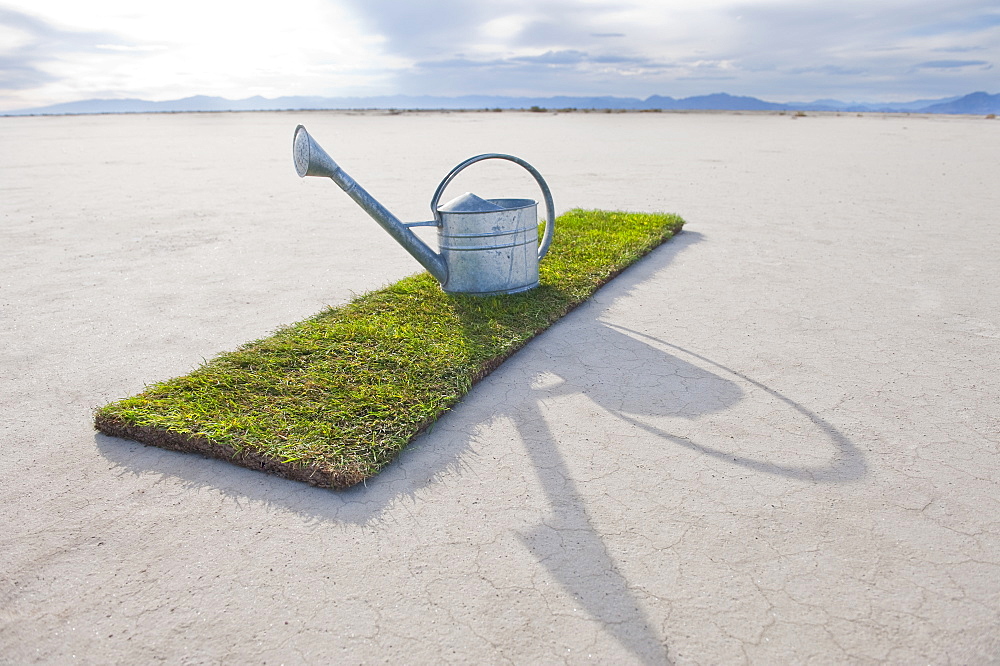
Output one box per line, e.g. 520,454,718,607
1,0,997,111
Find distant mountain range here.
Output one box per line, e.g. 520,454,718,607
4,91,999,116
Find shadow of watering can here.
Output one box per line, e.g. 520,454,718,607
293,125,555,295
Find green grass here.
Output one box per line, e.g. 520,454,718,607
95,209,684,489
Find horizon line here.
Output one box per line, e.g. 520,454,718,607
3,90,998,117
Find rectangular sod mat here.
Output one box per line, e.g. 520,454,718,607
95,209,684,489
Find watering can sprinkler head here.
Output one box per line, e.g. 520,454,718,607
292,125,555,295
293,125,341,179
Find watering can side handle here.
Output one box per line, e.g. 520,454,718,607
429,154,555,261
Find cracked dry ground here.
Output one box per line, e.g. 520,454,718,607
2,111,999,663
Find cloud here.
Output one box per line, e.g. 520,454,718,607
788,65,868,77
916,59,991,68
676,76,738,82
0,55,56,90
95,44,167,52
706,0,1000,98
337,0,656,60
337,0,495,57
332,0,1000,99
510,50,664,67
933,45,987,52
406,45,685,99
0,1,405,110
0,8,119,90
904,8,1000,37
513,50,590,65
2,0,1000,109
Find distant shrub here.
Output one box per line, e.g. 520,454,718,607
529,105,547,112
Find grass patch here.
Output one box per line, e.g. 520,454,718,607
95,209,684,489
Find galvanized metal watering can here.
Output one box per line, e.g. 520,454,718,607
293,125,555,295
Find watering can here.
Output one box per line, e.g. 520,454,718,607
293,125,554,295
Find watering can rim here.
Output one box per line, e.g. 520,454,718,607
437,193,537,214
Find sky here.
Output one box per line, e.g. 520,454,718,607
1,0,997,111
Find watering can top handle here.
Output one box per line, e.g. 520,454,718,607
430,153,555,261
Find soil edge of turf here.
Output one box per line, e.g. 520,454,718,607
94,412,366,489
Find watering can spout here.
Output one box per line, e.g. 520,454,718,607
293,125,449,284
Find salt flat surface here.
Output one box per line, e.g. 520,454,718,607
2,110,999,663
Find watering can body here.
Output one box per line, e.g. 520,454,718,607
436,194,540,295
293,125,554,295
